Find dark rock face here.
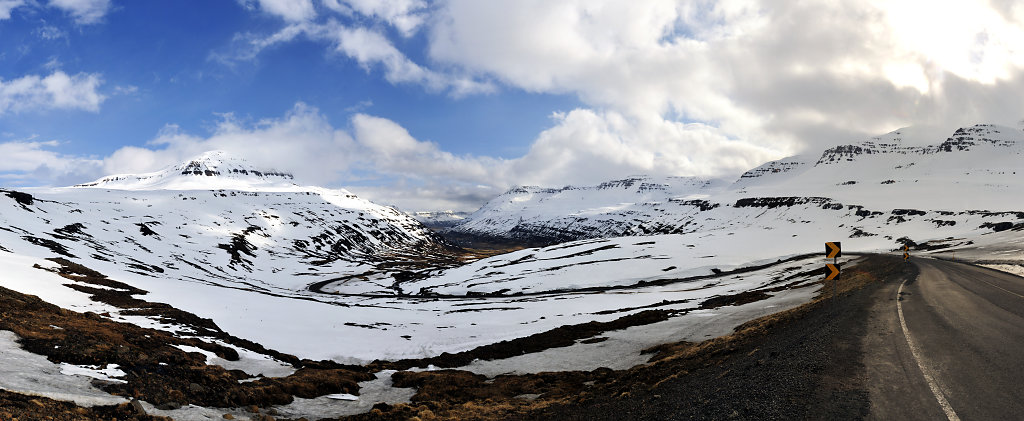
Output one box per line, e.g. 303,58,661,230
2,190,34,206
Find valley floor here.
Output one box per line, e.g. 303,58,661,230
2,225,1022,420
0,253,915,420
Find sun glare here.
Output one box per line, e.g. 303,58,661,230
879,0,1024,87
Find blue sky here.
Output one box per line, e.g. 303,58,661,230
2,1,1024,211
0,1,577,159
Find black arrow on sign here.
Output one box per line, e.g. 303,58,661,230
825,263,840,280
826,242,842,259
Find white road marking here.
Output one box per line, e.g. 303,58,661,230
897,278,961,421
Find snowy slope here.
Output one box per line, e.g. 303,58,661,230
454,175,728,243
408,210,471,229
732,124,1024,210
0,151,442,297
453,124,1024,244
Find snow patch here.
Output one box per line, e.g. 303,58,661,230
0,331,126,407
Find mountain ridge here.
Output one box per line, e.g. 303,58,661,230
450,123,1024,245
75,150,298,191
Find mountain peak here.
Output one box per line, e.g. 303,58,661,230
75,150,296,191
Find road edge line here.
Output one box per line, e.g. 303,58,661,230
897,278,961,421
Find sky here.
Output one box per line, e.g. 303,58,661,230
2,0,1024,211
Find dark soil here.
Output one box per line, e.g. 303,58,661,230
370,310,676,371
436,230,552,250
698,290,772,309
0,389,170,420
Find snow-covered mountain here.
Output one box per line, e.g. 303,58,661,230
407,210,472,229
451,124,1024,245
452,175,728,244
75,150,297,191
0,151,445,297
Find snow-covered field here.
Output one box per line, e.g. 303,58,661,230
0,233,831,363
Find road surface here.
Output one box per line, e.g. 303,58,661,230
865,257,1024,420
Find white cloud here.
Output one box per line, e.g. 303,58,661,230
215,21,494,97
101,103,356,186
323,0,428,37
876,0,1024,85
509,109,778,187
222,0,493,96
36,24,67,40
84,104,775,211
35,104,500,210
239,0,316,22
0,139,62,172
0,138,103,186
48,0,111,25
112,85,137,95
0,0,25,20
325,23,494,96
427,0,1024,157
0,71,106,114
350,183,502,214
96,104,503,195
43,56,62,70
350,113,501,183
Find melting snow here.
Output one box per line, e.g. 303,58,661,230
0,331,127,407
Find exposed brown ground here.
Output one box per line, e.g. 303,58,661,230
0,389,171,421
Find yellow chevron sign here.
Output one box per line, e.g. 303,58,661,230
825,242,841,259
904,252,910,261
825,263,840,280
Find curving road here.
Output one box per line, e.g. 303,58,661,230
864,257,1024,420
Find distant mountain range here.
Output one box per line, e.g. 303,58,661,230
449,124,1024,246
407,210,472,229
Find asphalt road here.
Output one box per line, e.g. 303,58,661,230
864,257,1024,420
